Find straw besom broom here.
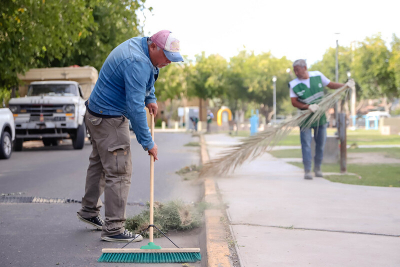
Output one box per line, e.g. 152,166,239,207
98,114,201,263
200,83,353,178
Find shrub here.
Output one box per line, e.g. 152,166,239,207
155,118,163,127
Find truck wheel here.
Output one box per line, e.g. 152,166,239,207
51,139,60,146
0,131,13,159
14,138,23,151
43,138,60,146
43,139,52,146
72,123,86,150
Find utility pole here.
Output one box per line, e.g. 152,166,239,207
348,71,356,130
335,35,347,173
339,112,347,173
272,76,277,124
335,37,339,125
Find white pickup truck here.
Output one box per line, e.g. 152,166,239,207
0,108,15,159
8,81,87,151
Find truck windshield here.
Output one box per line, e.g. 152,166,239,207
28,84,78,97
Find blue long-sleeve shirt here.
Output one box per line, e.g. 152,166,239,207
88,37,157,151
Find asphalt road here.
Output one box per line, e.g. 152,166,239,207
0,132,205,267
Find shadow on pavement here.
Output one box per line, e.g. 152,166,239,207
15,140,91,152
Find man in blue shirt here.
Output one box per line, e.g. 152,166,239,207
77,30,183,242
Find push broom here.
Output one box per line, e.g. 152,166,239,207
98,114,201,263
200,83,353,177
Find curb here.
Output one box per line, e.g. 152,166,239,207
200,134,233,267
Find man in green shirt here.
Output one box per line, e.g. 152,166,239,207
289,59,345,179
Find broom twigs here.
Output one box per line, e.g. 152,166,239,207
200,84,352,177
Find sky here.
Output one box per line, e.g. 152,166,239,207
140,0,400,66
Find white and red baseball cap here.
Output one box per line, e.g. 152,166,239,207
150,30,183,62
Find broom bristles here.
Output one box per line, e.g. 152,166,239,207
98,252,201,263
200,84,352,177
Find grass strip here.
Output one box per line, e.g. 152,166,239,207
184,142,200,147
269,147,400,159
231,129,400,146
288,162,400,187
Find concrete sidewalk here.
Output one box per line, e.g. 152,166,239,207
204,134,400,267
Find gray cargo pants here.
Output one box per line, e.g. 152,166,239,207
77,111,132,237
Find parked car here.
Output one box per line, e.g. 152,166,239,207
0,108,15,159
8,81,88,151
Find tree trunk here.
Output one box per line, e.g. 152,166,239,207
382,96,392,113
356,99,366,114
199,98,203,121
260,105,272,124
11,86,16,98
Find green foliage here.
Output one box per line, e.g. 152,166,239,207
392,108,400,116
269,147,400,159
0,0,149,90
309,33,400,106
279,97,298,116
274,128,400,146
156,59,191,102
289,162,400,187
37,0,148,71
187,52,228,100
352,34,398,99
226,51,292,119
0,0,93,88
0,87,12,107
389,34,400,90
155,118,162,127
125,200,202,238
176,164,201,175
183,142,200,147
159,33,399,120
195,201,213,213
310,46,352,83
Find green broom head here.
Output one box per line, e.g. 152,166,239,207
98,242,201,263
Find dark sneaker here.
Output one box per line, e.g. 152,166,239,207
315,170,323,177
77,213,104,230
101,230,143,242
304,171,313,180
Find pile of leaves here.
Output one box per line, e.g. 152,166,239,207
126,200,202,238
176,164,201,175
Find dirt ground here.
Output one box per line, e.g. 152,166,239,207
279,152,400,165
348,152,400,164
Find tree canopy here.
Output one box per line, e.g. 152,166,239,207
155,33,400,120
389,34,400,90
0,0,93,89
310,34,400,101
187,52,228,101
352,34,397,99
37,0,148,71
309,46,352,83
0,0,148,90
2,4,399,119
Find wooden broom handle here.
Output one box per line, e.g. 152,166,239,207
149,114,155,243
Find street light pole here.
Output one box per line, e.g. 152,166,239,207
272,76,277,124
348,71,356,130
335,39,339,83
286,68,291,79
335,35,340,127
